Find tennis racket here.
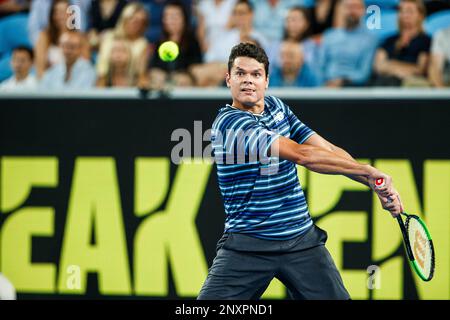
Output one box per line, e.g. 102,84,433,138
375,178,435,281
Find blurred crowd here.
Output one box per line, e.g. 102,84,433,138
0,0,449,92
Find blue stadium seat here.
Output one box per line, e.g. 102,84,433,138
424,9,450,36
0,13,31,56
0,13,31,82
0,53,12,82
366,9,398,44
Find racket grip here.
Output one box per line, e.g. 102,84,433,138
374,178,394,204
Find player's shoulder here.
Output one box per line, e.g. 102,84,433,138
265,95,289,113
212,104,253,130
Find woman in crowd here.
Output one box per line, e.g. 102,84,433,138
372,0,431,86
97,37,139,87
34,0,90,79
96,2,150,88
148,0,202,88
268,6,320,75
88,0,128,52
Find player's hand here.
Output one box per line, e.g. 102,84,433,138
376,189,403,217
367,168,393,198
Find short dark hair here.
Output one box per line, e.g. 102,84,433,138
235,0,253,12
13,46,34,60
228,42,269,78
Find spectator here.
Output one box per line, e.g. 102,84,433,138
319,0,378,87
34,0,90,79
250,0,305,43
268,6,320,74
140,0,192,43
195,0,237,54
428,25,450,87
97,37,138,87
148,0,202,88
87,0,128,52
269,41,320,87
96,2,150,88
40,30,96,89
191,0,268,86
0,46,37,91
373,0,431,86
28,0,92,45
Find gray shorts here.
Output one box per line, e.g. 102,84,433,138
197,225,350,300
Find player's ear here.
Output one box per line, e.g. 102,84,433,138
266,75,269,89
225,73,231,88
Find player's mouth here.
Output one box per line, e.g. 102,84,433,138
241,88,256,94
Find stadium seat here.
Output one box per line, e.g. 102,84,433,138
366,9,398,44
0,52,13,82
0,13,31,56
424,9,450,36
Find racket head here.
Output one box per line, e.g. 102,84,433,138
404,213,435,281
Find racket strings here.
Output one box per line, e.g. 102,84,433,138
407,218,433,278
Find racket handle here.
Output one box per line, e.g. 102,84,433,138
374,177,392,200
397,215,414,261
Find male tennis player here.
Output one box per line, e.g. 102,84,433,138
197,43,403,300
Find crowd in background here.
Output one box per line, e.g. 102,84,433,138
0,0,449,92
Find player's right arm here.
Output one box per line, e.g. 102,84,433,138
270,136,402,215
271,136,385,189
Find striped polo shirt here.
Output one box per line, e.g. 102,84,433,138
211,95,316,240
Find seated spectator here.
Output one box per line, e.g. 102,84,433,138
40,30,96,89
250,0,304,43
268,6,321,74
97,37,139,87
195,0,237,54
270,41,320,87
88,0,128,52
191,0,268,86
319,0,378,87
428,25,450,87
373,0,431,86
0,46,37,91
148,0,202,89
0,0,29,19
28,0,91,45
34,0,90,79
140,0,192,43
96,2,150,88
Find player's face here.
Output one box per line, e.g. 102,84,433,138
226,57,268,109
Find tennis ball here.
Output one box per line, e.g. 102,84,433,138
158,41,179,62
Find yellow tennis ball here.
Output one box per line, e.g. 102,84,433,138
158,41,179,62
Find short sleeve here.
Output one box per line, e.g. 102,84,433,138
212,112,281,164
271,96,315,144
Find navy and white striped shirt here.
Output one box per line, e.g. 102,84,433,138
211,96,316,240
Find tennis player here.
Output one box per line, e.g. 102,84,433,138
197,43,403,300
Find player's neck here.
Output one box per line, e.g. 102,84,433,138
232,100,265,115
